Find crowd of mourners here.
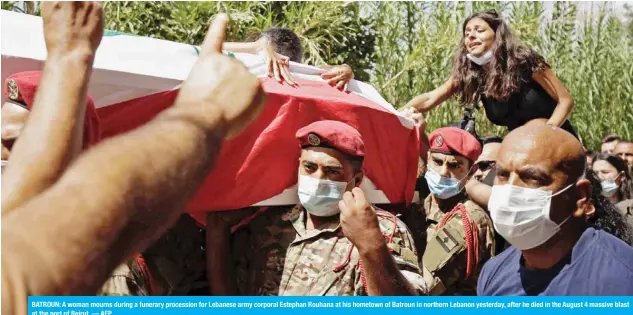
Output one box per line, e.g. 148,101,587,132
2,3,633,312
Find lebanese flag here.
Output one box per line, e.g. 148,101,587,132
1,10,420,225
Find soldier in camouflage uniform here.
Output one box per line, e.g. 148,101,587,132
419,127,495,296
98,214,207,296
210,120,428,295
0,72,151,296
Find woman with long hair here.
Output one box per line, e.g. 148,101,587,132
404,10,576,136
592,153,633,204
585,168,633,245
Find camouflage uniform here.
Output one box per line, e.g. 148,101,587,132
420,193,495,296
231,204,428,295
98,214,206,296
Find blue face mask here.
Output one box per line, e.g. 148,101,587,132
424,168,467,199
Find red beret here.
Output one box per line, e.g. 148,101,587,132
4,71,101,148
296,120,365,157
428,127,481,162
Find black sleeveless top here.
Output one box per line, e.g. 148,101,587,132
479,67,577,138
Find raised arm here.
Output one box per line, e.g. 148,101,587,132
404,77,457,113
339,188,417,295
2,11,265,313
532,68,574,127
1,2,103,215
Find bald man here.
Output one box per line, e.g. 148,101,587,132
478,121,633,296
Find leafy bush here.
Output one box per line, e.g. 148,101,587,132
5,1,632,149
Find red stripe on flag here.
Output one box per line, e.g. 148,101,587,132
96,78,419,226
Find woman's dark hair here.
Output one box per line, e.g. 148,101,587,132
593,153,633,201
585,168,633,245
259,27,303,63
451,10,549,106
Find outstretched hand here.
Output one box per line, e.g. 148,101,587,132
400,107,427,132
257,39,297,86
176,14,266,139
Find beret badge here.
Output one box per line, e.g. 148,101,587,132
308,133,321,146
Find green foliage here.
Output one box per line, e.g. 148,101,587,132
6,1,631,149
101,1,374,81
368,1,633,149
2,1,22,12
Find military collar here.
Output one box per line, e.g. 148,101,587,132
284,204,341,244
424,192,469,215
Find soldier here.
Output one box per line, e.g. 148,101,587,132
0,71,165,296
2,71,100,176
420,127,495,296
0,71,158,296
209,120,428,295
2,7,265,309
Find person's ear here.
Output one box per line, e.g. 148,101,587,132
615,171,626,186
573,179,593,219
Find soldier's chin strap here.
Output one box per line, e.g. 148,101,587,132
436,203,480,280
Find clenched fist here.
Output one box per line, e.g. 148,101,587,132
176,14,266,139
338,187,385,253
40,1,104,56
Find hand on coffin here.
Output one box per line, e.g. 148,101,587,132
175,14,267,139
257,38,297,86
320,64,354,92
41,1,104,57
400,107,427,133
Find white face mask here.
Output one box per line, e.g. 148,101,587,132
1,160,7,175
488,172,584,250
298,175,354,217
466,49,493,66
601,179,619,197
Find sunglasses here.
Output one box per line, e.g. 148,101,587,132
475,161,496,172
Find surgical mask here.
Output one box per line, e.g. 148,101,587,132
466,49,493,66
601,179,619,197
1,160,7,175
298,174,354,217
424,168,468,200
489,173,584,250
